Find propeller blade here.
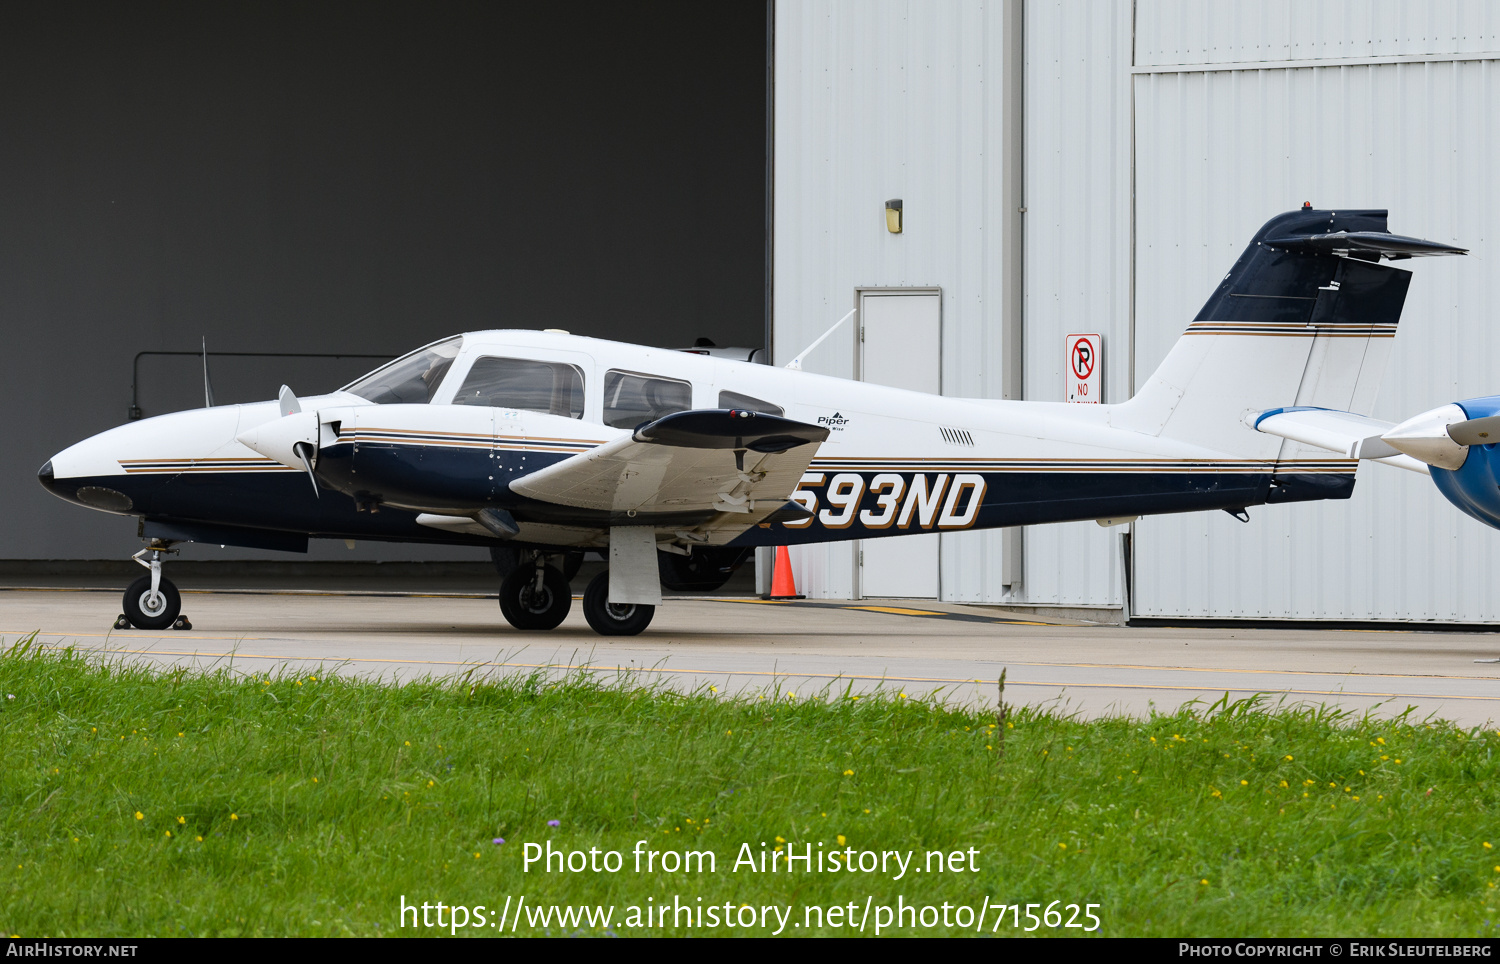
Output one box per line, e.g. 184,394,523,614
1448,415,1500,446
292,441,319,498
278,385,301,417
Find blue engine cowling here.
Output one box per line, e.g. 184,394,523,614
1430,395,1500,529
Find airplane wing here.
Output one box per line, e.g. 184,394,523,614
1250,407,1429,474
509,409,829,539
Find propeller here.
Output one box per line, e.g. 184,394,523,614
238,386,321,496
278,386,317,496
1381,403,1471,471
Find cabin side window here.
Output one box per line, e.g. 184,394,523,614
717,389,783,417
451,357,585,418
342,336,462,404
603,370,692,429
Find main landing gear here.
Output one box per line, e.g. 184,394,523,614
493,549,656,636
115,543,191,631
581,571,655,637
497,552,572,631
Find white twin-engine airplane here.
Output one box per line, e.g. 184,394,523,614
39,207,1464,636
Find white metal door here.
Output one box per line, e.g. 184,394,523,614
858,291,941,598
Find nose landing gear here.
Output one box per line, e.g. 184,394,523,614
116,543,190,631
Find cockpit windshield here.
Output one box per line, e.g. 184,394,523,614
341,336,463,404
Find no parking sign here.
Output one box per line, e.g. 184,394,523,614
1065,333,1100,404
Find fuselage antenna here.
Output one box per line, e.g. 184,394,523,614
784,308,858,372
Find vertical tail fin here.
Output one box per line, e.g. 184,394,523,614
1112,208,1462,468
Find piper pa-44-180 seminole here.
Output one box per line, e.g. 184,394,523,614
38,206,1466,636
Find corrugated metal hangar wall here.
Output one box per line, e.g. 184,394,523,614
774,0,1500,623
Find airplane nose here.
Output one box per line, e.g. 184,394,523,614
36,459,58,495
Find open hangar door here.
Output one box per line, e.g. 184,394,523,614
1126,13,1500,623
1,1,770,563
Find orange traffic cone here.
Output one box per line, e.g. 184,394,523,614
768,546,804,599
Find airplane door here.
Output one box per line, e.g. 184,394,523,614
858,290,941,599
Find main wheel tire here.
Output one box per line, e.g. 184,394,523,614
582,571,655,636
122,574,181,631
498,564,571,631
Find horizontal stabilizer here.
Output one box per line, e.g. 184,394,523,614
1263,231,1467,260
1252,407,1428,474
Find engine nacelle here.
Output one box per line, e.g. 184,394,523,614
1420,395,1500,529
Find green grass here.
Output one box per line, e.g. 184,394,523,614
2,634,1499,938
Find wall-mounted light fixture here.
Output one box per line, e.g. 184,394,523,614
885,198,902,234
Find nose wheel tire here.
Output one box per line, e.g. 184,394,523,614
582,571,655,637
498,564,571,631
122,574,181,630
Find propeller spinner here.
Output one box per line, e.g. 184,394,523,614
1381,403,1474,471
